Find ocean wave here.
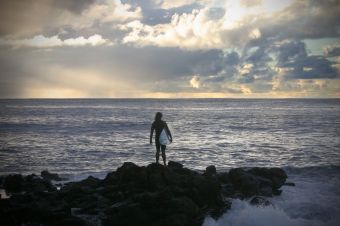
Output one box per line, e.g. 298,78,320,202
204,165,340,226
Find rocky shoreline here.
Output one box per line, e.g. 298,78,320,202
0,161,289,226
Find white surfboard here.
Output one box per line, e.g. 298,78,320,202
159,128,171,145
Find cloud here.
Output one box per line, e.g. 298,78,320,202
274,40,338,79
0,0,141,38
0,0,94,37
0,0,339,98
120,0,339,50
0,34,111,48
120,5,263,49
159,0,209,9
259,0,340,40
240,0,262,8
190,75,201,88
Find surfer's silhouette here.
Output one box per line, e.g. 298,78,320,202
150,112,172,166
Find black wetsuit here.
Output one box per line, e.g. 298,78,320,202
150,119,172,165
151,120,171,149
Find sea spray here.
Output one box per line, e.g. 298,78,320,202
203,166,340,226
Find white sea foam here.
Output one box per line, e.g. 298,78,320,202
204,166,340,226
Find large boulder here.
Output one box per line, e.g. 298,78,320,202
24,174,56,192
247,167,287,189
168,161,183,169
41,170,63,181
250,196,272,207
78,176,100,189
204,165,217,176
228,168,260,197
3,174,24,192
115,162,148,189
226,167,287,198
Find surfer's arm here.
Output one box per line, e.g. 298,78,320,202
150,124,154,144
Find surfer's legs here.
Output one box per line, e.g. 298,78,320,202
155,141,161,164
161,145,166,166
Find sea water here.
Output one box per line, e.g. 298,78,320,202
0,99,339,225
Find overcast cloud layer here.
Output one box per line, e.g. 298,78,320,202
0,0,339,98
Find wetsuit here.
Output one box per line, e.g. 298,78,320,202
150,120,171,150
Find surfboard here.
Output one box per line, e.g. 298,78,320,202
159,128,171,145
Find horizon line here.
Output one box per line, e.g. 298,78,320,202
1,97,340,100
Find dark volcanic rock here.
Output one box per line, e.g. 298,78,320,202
250,196,272,206
3,174,24,192
248,167,287,189
205,165,217,176
41,170,63,181
284,182,295,186
116,162,148,189
227,167,287,198
0,161,289,226
228,168,260,197
25,174,56,192
168,161,183,169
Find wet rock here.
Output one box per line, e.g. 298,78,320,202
3,174,24,192
0,162,289,226
284,182,295,186
228,168,260,197
168,161,183,169
250,196,272,206
52,215,87,226
248,167,287,189
24,174,56,192
0,176,4,187
102,171,117,185
273,189,282,196
41,170,63,181
226,167,288,198
258,185,273,197
191,174,223,208
153,214,191,226
116,162,148,189
103,202,150,226
78,176,100,189
217,172,231,184
205,165,217,176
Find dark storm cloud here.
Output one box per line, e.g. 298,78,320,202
223,51,240,65
274,40,338,79
244,46,272,66
52,0,96,14
259,0,340,40
283,55,338,79
275,41,307,67
0,0,95,37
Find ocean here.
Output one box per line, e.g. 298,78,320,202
0,99,339,225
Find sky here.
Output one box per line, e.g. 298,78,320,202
0,0,339,98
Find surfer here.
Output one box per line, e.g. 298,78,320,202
150,112,172,166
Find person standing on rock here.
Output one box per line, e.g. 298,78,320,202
150,112,172,166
